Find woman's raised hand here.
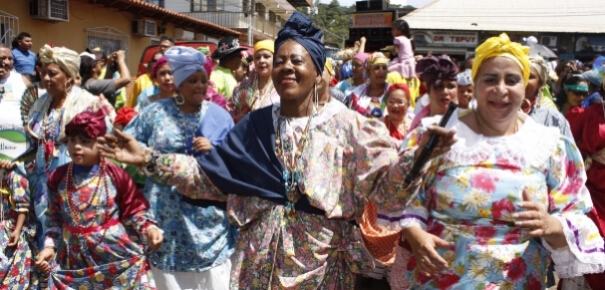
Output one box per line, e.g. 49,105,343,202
97,129,146,167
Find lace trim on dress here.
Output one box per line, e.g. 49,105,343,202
439,112,561,170
543,215,605,278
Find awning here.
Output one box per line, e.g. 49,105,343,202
87,0,241,37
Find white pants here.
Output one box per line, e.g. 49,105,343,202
151,259,232,290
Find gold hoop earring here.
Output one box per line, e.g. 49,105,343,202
313,83,319,111
174,94,185,105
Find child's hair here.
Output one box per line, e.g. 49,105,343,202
556,71,588,108
392,19,411,38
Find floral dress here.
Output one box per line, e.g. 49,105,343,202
140,100,416,289
381,111,605,289
27,88,115,244
123,99,236,274
350,82,390,118
228,72,279,121
0,164,39,289
45,162,158,289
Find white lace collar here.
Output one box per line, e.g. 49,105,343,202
426,110,561,168
271,99,346,131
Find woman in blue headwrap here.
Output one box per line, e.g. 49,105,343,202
122,46,236,290
97,12,456,289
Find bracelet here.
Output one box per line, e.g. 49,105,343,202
143,149,161,175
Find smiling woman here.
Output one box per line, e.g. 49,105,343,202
96,11,459,289
381,33,605,289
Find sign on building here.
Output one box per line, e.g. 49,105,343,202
349,12,394,29
411,30,478,47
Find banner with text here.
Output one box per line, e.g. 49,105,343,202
349,12,394,29
411,30,479,48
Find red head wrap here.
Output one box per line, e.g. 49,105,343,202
114,107,137,128
65,110,107,139
387,84,411,100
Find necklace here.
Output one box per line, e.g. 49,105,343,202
274,112,314,213
64,159,109,225
40,97,65,174
176,100,203,155
252,75,274,110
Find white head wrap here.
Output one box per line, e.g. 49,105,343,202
457,69,473,86
165,46,207,88
39,44,80,80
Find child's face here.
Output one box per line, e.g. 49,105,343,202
457,84,474,109
67,134,101,166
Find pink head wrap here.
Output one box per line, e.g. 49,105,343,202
353,53,369,64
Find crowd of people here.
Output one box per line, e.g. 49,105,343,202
0,11,604,290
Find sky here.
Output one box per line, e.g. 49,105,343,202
319,0,432,8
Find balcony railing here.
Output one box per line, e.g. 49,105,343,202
183,12,280,37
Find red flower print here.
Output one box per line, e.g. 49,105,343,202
504,257,527,281
108,264,119,275
84,267,96,278
64,273,74,284
470,171,496,193
474,226,496,245
19,178,27,188
491,198,515,220
503,228,520,244
78,192,90,203
495,156,522,172
433,273,460,289
527,274,542,290
416,270,432,285
11,266,19,276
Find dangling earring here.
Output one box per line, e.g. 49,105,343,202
313,83,319,111
174,94,185,105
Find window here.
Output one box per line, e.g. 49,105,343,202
86,27,129,56
0,10,18,47
144,0,164,7
191,0,224,12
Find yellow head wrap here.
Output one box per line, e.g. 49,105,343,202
325,58,334,76
472,33,530,86
254,39,275,54
39,44,80,80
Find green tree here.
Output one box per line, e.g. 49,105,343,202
296,0,355,48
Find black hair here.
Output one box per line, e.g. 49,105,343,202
159,36,174,44
11,32,31,49
32,54,43,83
392,19,411,38
555,71,587,109
79,56,95,85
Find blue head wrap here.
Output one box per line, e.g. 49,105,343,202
165,46,207,88
340,60,353,79
274,11,325,75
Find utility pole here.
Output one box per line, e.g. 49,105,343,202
247,0,254,45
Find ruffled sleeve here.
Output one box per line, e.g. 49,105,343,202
375,126,431,230
543,136,605,277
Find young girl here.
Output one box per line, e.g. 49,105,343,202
389,19,416,79
35,110,163,289
0,162,39,288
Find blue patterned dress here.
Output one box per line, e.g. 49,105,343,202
123,99,237,274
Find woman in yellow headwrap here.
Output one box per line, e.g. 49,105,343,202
228,39,278,123
380,33,605,289
350,52,392,118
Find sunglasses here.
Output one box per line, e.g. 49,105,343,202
570,90,588,97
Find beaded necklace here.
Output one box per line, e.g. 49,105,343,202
252,75,274,110
274,112,313,213
40,97,65,173
64,159,109,225
175,99,203,155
